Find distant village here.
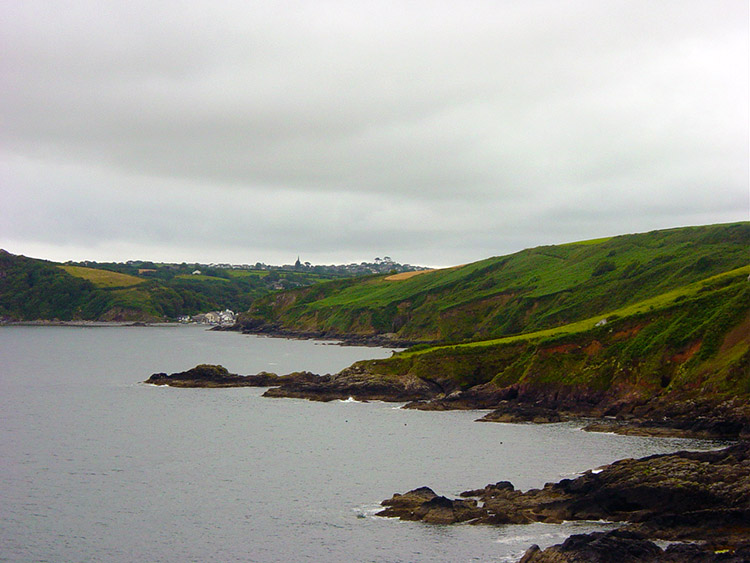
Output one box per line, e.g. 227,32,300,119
174,255,426,277
71,255,429,278
179,309,236,326
64,256,429,321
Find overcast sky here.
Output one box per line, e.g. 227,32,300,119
1,1,747,267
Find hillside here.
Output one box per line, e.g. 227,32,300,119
0,251,107,321
0,251,427,323
59,265,145,288
238,223,750,343
0,251,220,322
262,265,750,437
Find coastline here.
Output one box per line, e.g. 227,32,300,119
0,320,184,328
144,360,750,561
377,442,750,562
142,362,749,441
224,322,430,348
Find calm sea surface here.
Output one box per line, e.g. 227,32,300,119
0,326,724,562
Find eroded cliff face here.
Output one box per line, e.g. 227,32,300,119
324,286,750,438
157,283,750,438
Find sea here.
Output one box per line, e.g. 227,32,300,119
0,325,725,562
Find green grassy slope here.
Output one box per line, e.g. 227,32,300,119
239,222,750,342
1,251,372,322
59,265,145,288
0,251,219,321
0,251,107,321
350,269,750,408
64,262,352,315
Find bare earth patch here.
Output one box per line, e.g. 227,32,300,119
384,270,434,281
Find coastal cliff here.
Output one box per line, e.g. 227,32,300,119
236,223,750,344
259,270,750,439
148,269,749,439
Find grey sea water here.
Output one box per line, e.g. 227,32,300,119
0,326,723,562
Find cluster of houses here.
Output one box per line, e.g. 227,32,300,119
178,309,236,326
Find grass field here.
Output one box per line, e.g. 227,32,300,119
175,274,231,283
60,265,145,288
384,270,435,281
243,222,750,342
226,270,269,278
401,264,750,357
561,236,613,246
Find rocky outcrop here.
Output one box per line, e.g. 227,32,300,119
378,442,750,559
262,364,438,402
581,395,750,440
144,363,436,401
378,487,484,524
145,364,279,387
518,529,750,563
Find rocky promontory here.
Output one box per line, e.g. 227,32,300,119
144,360,750,440
261,363,440,402
378,442,750,561
145,364,280,387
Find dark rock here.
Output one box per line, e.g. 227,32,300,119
518,545,541,563
377,487,439,520
144,364,279,387
477,402,564,423
582,396,750,440
524,534,750,563
262,365,437,402
403,382,521,411
377,443,750,556
518,530,663,562
376,487,483,524
460,481,515,497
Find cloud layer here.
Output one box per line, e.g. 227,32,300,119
2,0,747,266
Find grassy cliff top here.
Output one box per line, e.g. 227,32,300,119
60,265,145,288
241,222,750,342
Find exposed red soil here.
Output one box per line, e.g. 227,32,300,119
670,340,702,364
720,311,750,353
612,324,644,341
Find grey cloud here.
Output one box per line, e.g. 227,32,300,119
1,0,747,266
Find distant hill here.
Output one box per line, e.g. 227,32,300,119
0,251,109,321
245,226,749,438
0,251,219,322
0,251,426,322
238,222,750,343
310,259,750,438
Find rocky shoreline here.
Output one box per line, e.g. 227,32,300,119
222,319,432,348
146,364,284,387
378,442,750,562
145,363,440,402
1,319,178,327
144,363,750,441
145,364,750,561
264,376,750,441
